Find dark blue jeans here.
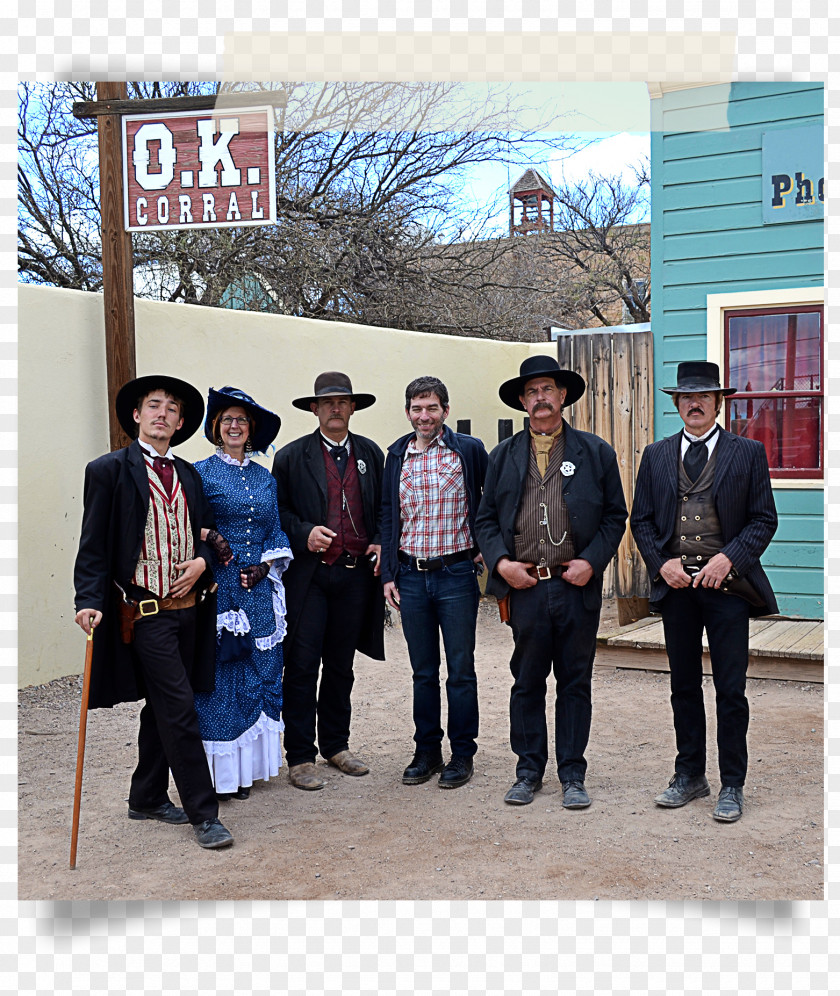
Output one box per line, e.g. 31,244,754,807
398,558,480,757
660,585,751,787
508,577,600,783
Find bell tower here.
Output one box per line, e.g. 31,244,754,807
509,169,556,235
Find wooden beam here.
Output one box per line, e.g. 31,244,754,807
96,81,136,451
73,90,288,119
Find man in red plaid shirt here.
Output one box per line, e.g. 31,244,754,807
381,376,489,789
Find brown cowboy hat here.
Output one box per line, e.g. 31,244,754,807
498,355,586,411
291,371,376,411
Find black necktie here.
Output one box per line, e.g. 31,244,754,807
683,439,708,482
330,445,346,478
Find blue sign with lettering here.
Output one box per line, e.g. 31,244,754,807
762,125,824,224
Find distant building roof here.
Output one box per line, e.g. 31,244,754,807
510,169,557,198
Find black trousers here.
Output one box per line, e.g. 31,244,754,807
128,606,218,824
508,577,601,783
282,562,375,767
660,585,751,788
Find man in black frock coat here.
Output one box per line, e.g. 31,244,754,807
272,372,385,791
630,361,778,823
73,375,233,849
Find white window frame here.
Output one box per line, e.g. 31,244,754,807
706,287,824,490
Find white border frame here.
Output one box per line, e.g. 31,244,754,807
706,286,825,490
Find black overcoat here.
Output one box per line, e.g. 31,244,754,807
475,421,628,610
271,429,386,660
73,440,218,709
629,428,778,616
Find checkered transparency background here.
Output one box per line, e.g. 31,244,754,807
5,2,839,994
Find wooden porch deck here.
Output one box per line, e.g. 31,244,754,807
595,616,824,683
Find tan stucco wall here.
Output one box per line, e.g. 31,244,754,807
19,284,549,687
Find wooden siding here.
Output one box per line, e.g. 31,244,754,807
650,81,824,617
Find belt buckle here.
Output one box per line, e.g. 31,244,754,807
138,599,159,617
345,556,357,568
536,564,552,581
416,557,430,571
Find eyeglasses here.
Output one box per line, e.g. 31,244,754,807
220,416,250,426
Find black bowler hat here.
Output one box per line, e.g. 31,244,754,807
498,355,586,411
204,386,282,453
115,374,205,447
660,361,736,396
291,371,376,411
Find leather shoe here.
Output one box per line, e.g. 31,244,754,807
713,786,744,822
503,777,542,805
289,762,326,790
193,817,234,849
438,755,473,789
327,750,369,776
128,801,189,824
217,786,250,801
654,772,710,808
562,780,591,809
402,750,444,785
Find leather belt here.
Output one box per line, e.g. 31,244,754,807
323,552,367,568
131,591,197,620
525,564,566,581
398,549,473,572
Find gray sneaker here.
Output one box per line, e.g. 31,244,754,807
193,818,234,849
654,773,710,808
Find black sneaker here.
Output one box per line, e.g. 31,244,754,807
402,750,444,785
193,818,234,849
438,755,474,789
654,773,710,808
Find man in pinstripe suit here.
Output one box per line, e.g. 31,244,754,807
630,362,778,823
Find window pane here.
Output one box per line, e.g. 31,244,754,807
728,311,821,393
728,395,822,471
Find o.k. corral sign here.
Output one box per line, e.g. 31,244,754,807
121,105,276,232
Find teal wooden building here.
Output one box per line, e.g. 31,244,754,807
649,82,824,618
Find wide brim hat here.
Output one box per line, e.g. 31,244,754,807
291,371,376,411
498,355,586,411
660,361,736,396
115,374,205,448
204,386,282,453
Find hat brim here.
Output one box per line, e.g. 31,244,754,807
498,369,586,411
204,388,281,453
292,392,376,411
660,385,737,396
116,375,205,447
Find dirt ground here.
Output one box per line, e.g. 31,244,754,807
18,601,823,902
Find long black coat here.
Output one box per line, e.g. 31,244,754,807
475,421,628,611
73,440,218,709
630,428,778,616
271,429,386,660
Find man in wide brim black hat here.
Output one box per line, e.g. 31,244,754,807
498,355,586,411
73,374,235,850
290,371,376,411
475,354,627,812
631,359,778,824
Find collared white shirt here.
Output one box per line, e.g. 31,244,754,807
321,433,350,454
680,423,721,460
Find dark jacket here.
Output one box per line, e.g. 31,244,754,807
630,428,778,616
271,428,386,660
475,421,628,611
73,440,218,709
380,424,489,586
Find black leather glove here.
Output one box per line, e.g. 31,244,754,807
206,529,233,565
240,562,270,589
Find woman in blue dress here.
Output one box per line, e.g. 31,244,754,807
194,386,292,800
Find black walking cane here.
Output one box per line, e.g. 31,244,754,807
69,623,95,869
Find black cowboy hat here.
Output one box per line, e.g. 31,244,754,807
204,386,282,453
660,361,736,396
291,371,376,411
498,355,586,411
115,374,205,448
